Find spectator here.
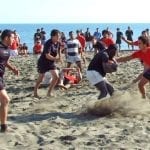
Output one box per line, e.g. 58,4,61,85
125,26,134,50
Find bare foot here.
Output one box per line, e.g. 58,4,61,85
47,93,56,97
33,94,41,99
58,84,67,90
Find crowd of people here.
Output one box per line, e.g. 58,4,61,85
0,26,150,132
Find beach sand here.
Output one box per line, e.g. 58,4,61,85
0,52,150,150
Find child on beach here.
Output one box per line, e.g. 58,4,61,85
34,29,61,98
0,30,19,132
86,44,118,100
116,36,150,99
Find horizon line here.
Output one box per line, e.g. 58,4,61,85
0,22,149,24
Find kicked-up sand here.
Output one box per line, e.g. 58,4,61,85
0,52,150,150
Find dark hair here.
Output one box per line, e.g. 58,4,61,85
69,31,73,35
106,44,118,59
1,29,13,40
76,30,80,33
50,29,60,37
138,36,150,46
146,28,149,31
102,30,109,36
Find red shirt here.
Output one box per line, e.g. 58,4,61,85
10,40,18,50
76,35,86,49
131,47,150,66
10,36,19,50
64,74,78,84
33,44,42,54
100,37,115,47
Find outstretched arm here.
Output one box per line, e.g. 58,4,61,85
122,36,134,45
116,55,132,63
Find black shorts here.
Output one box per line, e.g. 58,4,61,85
37,61,56,73
37,65,56,74
116,39,121,44
0,77,5,90
143,69,150,80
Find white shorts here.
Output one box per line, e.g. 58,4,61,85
86,70,106,85
10,49,18,56
67,55,81,63
42,72,52,85
42,69,59,85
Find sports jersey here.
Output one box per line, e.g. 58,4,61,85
0,42,10,76
101,37,115,48
37,39,60,73
33,43,42,54
131,47,150,66
87,50,109,77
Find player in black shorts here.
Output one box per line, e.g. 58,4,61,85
34,29,61,97
0,30,19,132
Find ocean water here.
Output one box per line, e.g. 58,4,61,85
0,23,149,53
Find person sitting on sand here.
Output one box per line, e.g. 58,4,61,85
58,67,82,90
18,43,28,56
86,44,118,100
0,30,19,132
116,36,150,99
34,29,61,98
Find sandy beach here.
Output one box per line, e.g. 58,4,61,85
0,52,150,150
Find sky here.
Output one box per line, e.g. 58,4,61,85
0,0,150,23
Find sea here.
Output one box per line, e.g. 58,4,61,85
0,23,149,53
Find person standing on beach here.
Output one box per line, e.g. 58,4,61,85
65,31,82,72
40,27,46,45
116,28,123,52
34,29,42,44
34,29,61,97
122,30,149,49
0,29,19,132
85,28,93,51
116,36,150,99
93,28,101,40
33,40,43,55
76,30,86,65
100,30,115,48
86,44,118,99
125,26,134,50
9,30,20,57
